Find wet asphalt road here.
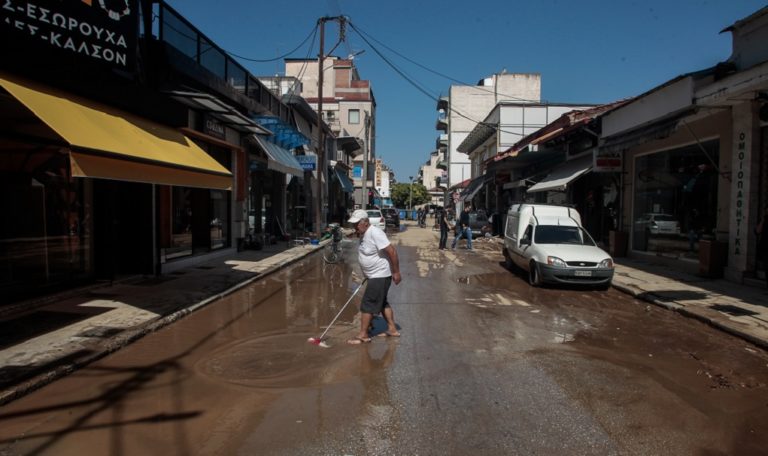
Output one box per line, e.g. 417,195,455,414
0,224,767,455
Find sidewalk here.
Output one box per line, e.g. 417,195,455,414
611,256,768,351
1,232,768,407
0,240,325,406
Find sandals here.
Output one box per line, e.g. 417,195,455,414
376,331,401,338
346,337,372,345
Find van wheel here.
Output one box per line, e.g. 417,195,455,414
528,261,542,287
502,248,514,270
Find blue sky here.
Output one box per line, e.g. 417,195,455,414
166,0,767,182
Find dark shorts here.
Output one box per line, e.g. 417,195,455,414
360,277,392,314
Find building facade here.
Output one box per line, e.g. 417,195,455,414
599,7,767,282
438,72,543,193
0,1,312,304
457,101,594,215
285,57,378,209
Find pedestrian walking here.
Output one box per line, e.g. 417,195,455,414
451,205,473,250
438,209,451,250
346,209,402,344
419,208,427,228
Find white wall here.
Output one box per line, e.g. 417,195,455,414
602,77,694,137
445,73,542,188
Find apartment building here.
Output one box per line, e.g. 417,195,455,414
285,57,377,208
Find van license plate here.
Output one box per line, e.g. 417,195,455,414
574,270,592,277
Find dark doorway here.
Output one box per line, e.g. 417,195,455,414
93,180,153,279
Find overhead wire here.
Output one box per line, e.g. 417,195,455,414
347,23,441,101
352,23,543,104
286,25,319,95
226,25,319,62
347,21,526,138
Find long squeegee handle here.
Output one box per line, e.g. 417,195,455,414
317,278,368,341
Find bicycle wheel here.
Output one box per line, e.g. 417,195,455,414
323,243,342,263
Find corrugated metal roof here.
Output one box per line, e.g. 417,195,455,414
489,100,630,164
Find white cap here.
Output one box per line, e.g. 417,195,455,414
347,209,369,223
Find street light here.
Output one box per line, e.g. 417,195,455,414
408,176,414,213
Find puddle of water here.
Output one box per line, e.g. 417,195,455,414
456,272,521,289
196,333,361,389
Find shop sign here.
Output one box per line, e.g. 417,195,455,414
733,131,747,256
204,117,225,139
353,165,362,178
593,148,622,172
1,0,137,70
296,155,316,171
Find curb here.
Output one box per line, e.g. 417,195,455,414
610,281,768,351
0,244,324,407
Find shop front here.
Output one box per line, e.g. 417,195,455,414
631,140,719,259
248,135,305,243
158,137,235,265
0,73,232,304
615,110,732,274
329,166,355,225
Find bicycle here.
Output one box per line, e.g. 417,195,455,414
322,224,344,264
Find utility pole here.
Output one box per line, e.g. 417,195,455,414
315,16,345,233
361,112,370,210
409,175,414,211
314,18,326,235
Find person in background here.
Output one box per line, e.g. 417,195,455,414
438,208,451,250
346,209,402,344
451,205,473,250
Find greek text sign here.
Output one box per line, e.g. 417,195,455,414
296,155,316,171
1,0,137,70
593,148,622,172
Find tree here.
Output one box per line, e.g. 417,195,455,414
391,182,430,208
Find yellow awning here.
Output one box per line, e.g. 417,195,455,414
0,73,232,190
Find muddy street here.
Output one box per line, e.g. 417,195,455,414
0,224,767,455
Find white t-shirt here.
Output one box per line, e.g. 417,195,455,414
358,225,392,278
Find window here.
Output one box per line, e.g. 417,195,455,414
348,109,360,124
521,225,533,243
632,140,719,257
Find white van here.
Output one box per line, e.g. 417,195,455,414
503,204,614,289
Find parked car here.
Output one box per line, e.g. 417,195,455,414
381,207,400,228
634,213,681,236
468,211,490,236
366,209,386,230
503,204,614,289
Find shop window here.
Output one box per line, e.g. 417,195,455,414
189,142,232,251
169,187,193,259
210,190,229,250
632,140,719,258
0,150,92,302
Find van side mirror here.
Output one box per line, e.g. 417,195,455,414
520,238,531,246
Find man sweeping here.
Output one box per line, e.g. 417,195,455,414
346,209,402,344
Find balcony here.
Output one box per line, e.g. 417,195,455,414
437,96,449,111
435,134,448,149
436,160,448,171
159,3,290,124
436,115,448,132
